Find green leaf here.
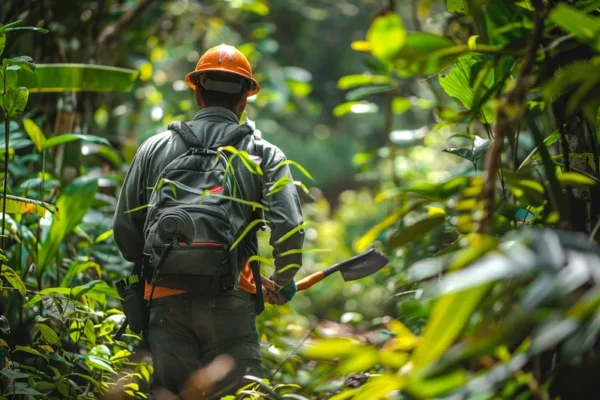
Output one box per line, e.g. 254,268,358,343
36,323,60,345
518,130,560,171
22,118,46,152
0,194,54,217
84,319,96,345
303,337,362,359
345,85,392,101
0,25,5,57
411,283,491,370
266,176,293,196
3,266,26,296
287,80,312,97
95,229,113,243
6,56,36,73
442,148,474,162
355,200,426,252
549,4,600,52
42,133,110,149
392,33,459,76
558,171,598,186
4,87,29,117
37,176,98,274
231,219,268,251
275,222,311,245
86,355,116,374
439,55,496,122
60,261,101,288
13,345,47,359
392,97,412,114
16,64,139,93
366,12,406,62
333,101,378,117
390,216,446,249
338,74,392,90
0,368,28,380
472,136,492,161
274,159,314,181
447,0,468,13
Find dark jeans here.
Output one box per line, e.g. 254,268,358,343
147,290,263,397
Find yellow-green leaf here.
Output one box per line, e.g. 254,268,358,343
84,319,96,345
366,12,407,62
355,200,426,252
274,159,314,181
95,229,113,244
231,219,268,251
410,283,491,370
0,194,54,217
558,171,598,186
303,338,362,359
37,323,60,345
22,118,46,152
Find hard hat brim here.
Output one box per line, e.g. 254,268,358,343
185,69,260,96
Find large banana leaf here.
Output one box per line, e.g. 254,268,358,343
16,64,139,93
37,176,98,275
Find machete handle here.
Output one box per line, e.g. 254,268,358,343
296,271,325,291
260,271,326,293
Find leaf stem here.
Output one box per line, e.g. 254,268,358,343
2,110,9,252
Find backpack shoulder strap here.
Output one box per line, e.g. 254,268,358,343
168,121,203,149
245,117,264,161
215,124,253,148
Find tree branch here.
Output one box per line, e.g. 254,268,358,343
479,3,548,233
95,0,157,50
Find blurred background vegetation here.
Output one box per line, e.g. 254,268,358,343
1,0,600,399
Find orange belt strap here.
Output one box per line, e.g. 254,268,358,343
144,261,257,300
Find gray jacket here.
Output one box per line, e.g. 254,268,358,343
113,107,305,287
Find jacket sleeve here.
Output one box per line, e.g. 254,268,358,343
260,145,305,287
113,143,149,264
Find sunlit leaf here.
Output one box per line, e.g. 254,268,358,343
36,323,60,345
338,74,392,90
353,375,404,400
558,171,598,186
411,283,491,370
0,25,5,57
266,176,293,196
4,87,29,117
549,4,600,52
86,355,116,374
472,136,492,161
439,55,496,122
95,229,114,244
366,12,406,62
392,97,412,114
3,266,26,296
0,194,54,217
22,118,45,152
345,85,392,101
303,338,362,359
390,216,445,249
447,0,468,13
333,101,378,117
355,200,426,252
37,176,98,274
16,64,139,93
231,219,269,251
43,133,110,149
275,222,311,245
274,159,314,181
442,148,474,162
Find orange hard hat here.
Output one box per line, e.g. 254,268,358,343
185,44,260,96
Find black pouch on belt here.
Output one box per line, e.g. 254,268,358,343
116,277,148,334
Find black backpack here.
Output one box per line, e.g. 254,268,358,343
141,120,264,300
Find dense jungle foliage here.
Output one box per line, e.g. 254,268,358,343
1,0,600,398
